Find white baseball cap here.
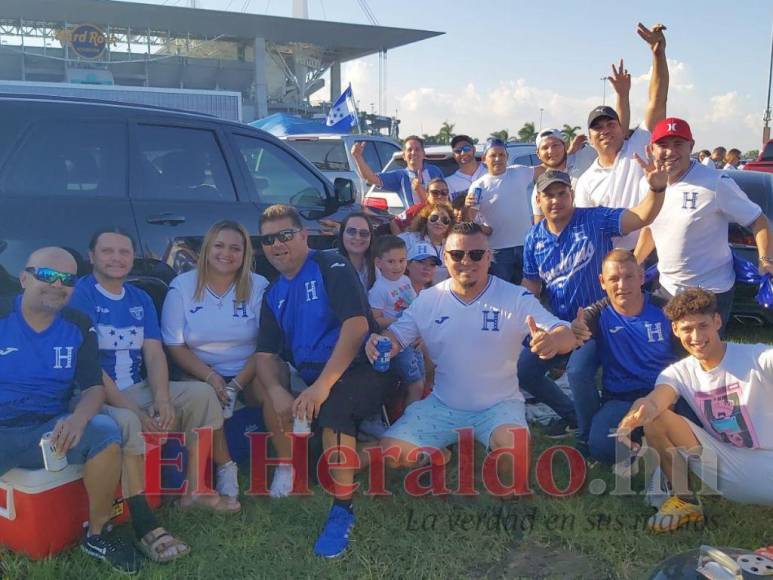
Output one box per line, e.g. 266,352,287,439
535,128,565,149
408,243,441,265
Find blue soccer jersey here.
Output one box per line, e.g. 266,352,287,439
256,250,375,385
584,294,681,396
0,296,101,427
523,207,624,320
69,275,161,390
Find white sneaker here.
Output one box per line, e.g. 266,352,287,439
644,466,670,509
216,461,239,498
269,465,294,499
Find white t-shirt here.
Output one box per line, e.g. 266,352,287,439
469,165,535,250
644,162,762,295
657,342,773,451
398,231,449,284
574,123,651,250
368,274,417,319
701,157,716,168
446,163,487,200
161,270,269,377
389,275,567,411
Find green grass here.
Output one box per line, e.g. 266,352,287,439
3,322,772,580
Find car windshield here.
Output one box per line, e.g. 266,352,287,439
761,142,773,162
284,140,350,171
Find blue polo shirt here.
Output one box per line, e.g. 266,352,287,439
378,164,444,207
0,296,102,427
69,275,161,390
523,207,624,320
583,294,682,396
256,250,376,384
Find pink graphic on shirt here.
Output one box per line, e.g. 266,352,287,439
692,382,759,449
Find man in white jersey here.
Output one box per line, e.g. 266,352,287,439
634,117,773,336
618,288,773,533
574,23,670,250
446,134,487,200
464,138,534,284
365,222,577,496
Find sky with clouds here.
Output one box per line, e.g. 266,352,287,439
131,0,773,152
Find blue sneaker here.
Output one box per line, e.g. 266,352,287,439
314,505,355,558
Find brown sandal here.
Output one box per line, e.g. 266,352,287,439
136,527,190,563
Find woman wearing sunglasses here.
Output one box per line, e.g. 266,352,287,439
161,220,269,512
336,212,376,290
400,202,455,284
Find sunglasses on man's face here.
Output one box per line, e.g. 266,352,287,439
24,267,77,287
445,249,487,263
344,227,371,239
428,189,449,197
259,228,301,246
453,144,473,154
429,214,451,225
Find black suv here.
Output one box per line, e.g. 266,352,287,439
0,94,364,297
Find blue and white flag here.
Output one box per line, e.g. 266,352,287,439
326,84,357,129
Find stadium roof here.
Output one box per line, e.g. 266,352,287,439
2,0,443,61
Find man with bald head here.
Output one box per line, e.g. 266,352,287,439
0,248,140,573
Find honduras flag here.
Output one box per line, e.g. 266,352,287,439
326,84,358,130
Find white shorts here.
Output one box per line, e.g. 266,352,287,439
683,419,773,505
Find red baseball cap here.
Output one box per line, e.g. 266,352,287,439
651,117,693,144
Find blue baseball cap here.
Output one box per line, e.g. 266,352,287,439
408,243,441,265
483,137,507,154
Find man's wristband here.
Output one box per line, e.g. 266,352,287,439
759,256,773,265
651,186,666,194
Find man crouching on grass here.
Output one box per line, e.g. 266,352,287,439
617,287,773,533
365,222,577,497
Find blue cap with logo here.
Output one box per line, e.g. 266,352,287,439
408,243,441,265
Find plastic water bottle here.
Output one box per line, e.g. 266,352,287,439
222,385,237,419
472,186,483,210
373,337,392,373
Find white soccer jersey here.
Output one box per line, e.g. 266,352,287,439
469,165,535,250
644,162,762,295
573,123,651,250
389,275,567,411
446,163,487,200
161,270,269,377
657,342,773,451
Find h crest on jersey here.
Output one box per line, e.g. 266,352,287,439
232,300,248,318
644,321,665,343
682,191,698,210
481,309,500,332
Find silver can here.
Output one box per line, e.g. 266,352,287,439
39,431,68,472
292,416,311,434
222,385,238,420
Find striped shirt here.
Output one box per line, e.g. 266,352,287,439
523,207,624,320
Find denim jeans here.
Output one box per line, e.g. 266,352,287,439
517,339,599,444
490,246,524,285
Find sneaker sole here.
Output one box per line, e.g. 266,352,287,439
648,512,704,533
80,544,141,576
314,524,354,559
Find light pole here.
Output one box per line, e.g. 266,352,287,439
601,76,608,105
763,23,773,145
539,108,544,131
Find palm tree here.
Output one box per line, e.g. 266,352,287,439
490,129,509,141
561,124,581,145
517,122,538,143
436,121,455,145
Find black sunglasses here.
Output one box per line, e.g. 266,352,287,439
24,267,77,287
344,226,371,239
429,214,451,225
428,189,449,196
445,249,487,262
259,228,301,246
453,144,473,154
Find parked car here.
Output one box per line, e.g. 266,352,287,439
362,143,538,214
281,133,400,199
0,94,373,299
741,140,773,174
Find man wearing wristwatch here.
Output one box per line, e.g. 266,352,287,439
633,118,773,337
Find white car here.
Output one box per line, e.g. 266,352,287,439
281,133,400,200
362,143,539,215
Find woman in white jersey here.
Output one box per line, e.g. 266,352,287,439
161,220,269,512
336,211,376,290
400,202,454,284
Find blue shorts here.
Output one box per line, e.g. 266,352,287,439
0,414,121,477
384,393,527,450
393,345,425,385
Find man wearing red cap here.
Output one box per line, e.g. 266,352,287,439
634,117,773,335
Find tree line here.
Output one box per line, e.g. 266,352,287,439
417,121,582,146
